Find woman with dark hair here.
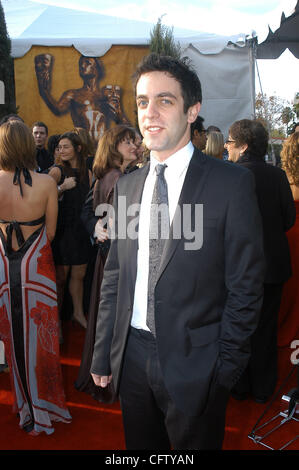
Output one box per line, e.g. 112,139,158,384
0,114,24,126
0,121,71,434
48,132,92,333
225,119,296,403
47,133,61,164
72,127,96,171
75,124,137,400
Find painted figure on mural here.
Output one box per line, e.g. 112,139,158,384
34,54,130,141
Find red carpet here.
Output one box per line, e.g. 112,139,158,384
0,321,298,452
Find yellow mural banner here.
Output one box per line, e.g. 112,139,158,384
14,45,149,140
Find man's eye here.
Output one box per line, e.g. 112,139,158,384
137,100,147,108
160,98,172,105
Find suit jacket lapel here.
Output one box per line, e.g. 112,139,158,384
158,149,212,279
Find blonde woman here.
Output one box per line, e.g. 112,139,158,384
0,121,71,435
72,126,96,171
204,131,224,159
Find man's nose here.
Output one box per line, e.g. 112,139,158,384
145,100,159,119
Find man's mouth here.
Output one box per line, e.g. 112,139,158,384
146,126,163,133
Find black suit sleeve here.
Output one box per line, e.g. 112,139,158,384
215,170,265,390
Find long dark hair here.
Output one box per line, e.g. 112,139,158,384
56,131,87,182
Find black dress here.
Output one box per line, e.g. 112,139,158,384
51,165,91,265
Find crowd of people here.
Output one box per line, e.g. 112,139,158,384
0,53,298,449
0,113,143,435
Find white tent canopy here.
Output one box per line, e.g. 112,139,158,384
2,0,255,136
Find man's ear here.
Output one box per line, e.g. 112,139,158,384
187,102,201,124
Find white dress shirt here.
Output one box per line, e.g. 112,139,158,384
131,141,194,330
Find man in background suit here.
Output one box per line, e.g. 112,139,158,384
32,121,53,172
91,53,265,450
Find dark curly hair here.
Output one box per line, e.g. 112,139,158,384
229,119,269,159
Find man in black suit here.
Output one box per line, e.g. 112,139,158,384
90,53,265,450
32,121,53,172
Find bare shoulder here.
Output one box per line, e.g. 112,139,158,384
0,172,10,195
48,165,61,177
33,172,57,191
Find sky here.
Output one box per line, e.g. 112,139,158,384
3,0,299,104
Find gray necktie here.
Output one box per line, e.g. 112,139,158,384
147,164,170,336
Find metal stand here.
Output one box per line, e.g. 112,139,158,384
248,365,299,450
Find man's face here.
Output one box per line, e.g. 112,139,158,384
32,126,47,149
192,129,207,151
136,71,200,161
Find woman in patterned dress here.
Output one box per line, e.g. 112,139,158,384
0,120,71,435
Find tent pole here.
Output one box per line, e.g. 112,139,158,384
249,38,256,120
254,41,276,165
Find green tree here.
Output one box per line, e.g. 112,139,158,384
0,0,17,119
133,17,183,130
149,16,182,59
281,105,295,134
255,92,298,138
292,92,299,119
271,127,286,139
255,92,285,133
